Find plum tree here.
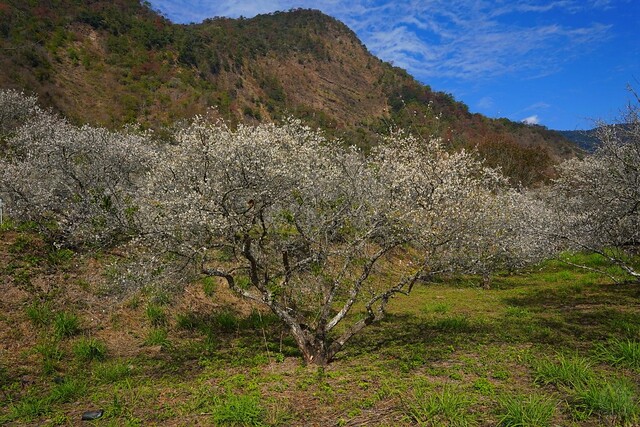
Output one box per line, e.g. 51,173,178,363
548,96,640,281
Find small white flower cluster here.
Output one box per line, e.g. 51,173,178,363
0,90,155,248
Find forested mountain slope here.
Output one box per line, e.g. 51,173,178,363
0,0,580,184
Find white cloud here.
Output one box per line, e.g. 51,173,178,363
523,102,551,112
522,115,540,125
477,96,494,110
148,0,613,80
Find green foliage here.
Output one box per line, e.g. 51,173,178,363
504,306,531,318
9,235,33,253
53,311,80,338
8,395,51,421
34,340,64,375
472,378,495,395
212,394,266,426
422,302,451,314
434,316,472,332
212,310,240,333
498,394,556,427
73,337,108,362
202,276,217,297
47,248,74,266
49,377,86,403
176,312,204,331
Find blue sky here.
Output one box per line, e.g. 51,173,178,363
148,0,639,130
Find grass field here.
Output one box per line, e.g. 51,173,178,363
1,226,639,426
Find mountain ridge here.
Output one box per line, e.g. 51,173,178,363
0,0,581,184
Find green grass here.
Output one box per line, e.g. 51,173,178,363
7,396,51,421
47,248,74,267
434,315,472,332
25,301,54,327
573,378,639,425
176,312,204,331
145,303,167,327
53,311,80,338
34,340,64,375
596,339,640,371
3,240,640,426
533,354,595,389
93,360,133,383
49,377,87,403
212,394,266,426
498,394,556,427
402,384,476,426
144,328,170,347
202,276,217,297
212,310,240,332
471,378,495,395
72,337,108,362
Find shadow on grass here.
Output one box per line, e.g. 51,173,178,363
502,282,640,348
339,312,494,368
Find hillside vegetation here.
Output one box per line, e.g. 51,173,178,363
0,0,579,185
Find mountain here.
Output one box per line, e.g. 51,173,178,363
0,0,581,185
557,129,601,152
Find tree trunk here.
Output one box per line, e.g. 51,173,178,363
287,325,333,366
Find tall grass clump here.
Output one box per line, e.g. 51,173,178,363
53,311,80,338
212,394,266,426
573,378,639,426
533,354,594,389
34,341,63,375
402,384,476,426
49,377,86,403
93,361,132,383
498,394,556,427
145,303,166,327
72,337,107,362
596,339,640,370
25,301,53,327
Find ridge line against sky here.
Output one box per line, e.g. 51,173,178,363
148,0,639,130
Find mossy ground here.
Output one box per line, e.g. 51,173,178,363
1,227,638,426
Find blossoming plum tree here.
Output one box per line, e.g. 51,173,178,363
0,89,553,365
548,96,640,281
140,119,550,364
0,89,154,248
